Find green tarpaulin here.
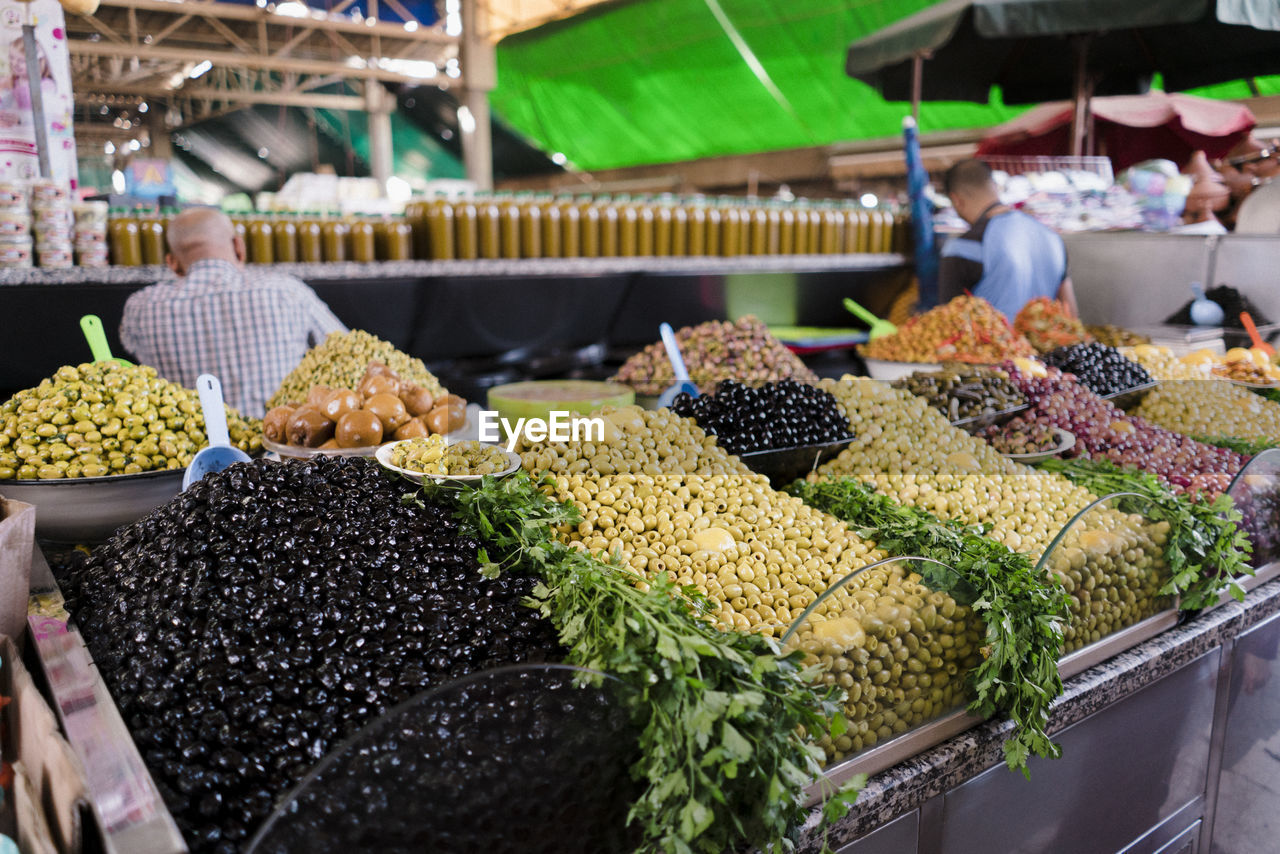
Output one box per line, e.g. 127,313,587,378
490,0,1280,172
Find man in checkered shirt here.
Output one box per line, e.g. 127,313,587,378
120,207,347,418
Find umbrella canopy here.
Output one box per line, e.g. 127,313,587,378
975,91,1257,170
847,0,1280,105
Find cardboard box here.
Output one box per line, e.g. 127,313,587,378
0,499,35,647
2,635,88,854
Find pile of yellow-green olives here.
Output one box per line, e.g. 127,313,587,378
520,402,985,761
518,404,757,478
268,329,447,411
813,377,1171,653
1123,347,1280,446
0,362,262,480
785,560,984,761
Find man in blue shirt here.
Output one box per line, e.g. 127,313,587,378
938,159,1078,320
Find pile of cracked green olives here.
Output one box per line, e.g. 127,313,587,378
442,441,512,476
0,362,261,479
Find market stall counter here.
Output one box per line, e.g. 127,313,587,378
800,578,1280,854
0,254,910,400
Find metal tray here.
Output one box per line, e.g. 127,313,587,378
1100,380,1159,410
738,439,855,486
949,402,1030,434
1,467,184,543
1000,428,1077,464
1056,608,1180,680
801,605,1179,804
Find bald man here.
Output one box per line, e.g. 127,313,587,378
938,159,1077,320
120,208,346,416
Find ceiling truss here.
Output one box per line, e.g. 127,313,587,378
68,0,462,128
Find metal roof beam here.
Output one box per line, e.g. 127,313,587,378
89,0,456,45
77,86,366,110
70,40,458,85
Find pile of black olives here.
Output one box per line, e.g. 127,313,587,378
670,379,851,454
1043,343,1152,397
248,666,641,854
57,456,563,853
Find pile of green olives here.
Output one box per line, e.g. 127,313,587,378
0,362,261,480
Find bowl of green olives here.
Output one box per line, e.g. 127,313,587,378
376,438,521,484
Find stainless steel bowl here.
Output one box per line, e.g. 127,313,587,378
0,468,184,543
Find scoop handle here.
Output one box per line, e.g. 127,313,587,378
80,314,114,363
1241,311,1275,354
659,323,691,383
843,297,880,327
197,374,232,448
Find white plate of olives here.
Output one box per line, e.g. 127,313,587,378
376,438,522,484
1000,428,1076,464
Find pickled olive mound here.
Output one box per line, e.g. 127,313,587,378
442,440,514,476
783,566,984,762
669,379,851,454
56,457,563,852
387,434,448,474
1124,346,1280,447
1042,343,1153,397
267,330,447,410
0,362,261,480
1014,296,1092,353
540,472,886,636
860,295,1035,364
1010,367,1242,497
537,469,981,758
610,316,818,396
811,378,1171,652
517,404,757,479
891,364,1026,423
1086,324,1151,348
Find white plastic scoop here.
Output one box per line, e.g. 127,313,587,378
656,322,700,409
183,374,252,490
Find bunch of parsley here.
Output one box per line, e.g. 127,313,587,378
787,477,1071,774
420,473,863,854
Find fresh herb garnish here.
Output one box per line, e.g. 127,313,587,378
1037,457,1252,609
788,477,1069,775
1193,435,1279,456
418,473,863,854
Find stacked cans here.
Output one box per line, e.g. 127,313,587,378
30,180,73,268
73,200,109,267
0,182,32,268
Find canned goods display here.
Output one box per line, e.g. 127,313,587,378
0,209,30,237
29,179,69,207
36,241,73,268
0,235,33,267
0,182,27,209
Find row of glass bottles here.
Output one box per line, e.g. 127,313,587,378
108,209,414,266
105,195,907,266
404,193,907,261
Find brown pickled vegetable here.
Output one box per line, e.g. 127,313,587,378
268,330,446,410
262,405,295,443
287,408,334,448
321,389,362,421
365,393,409,432
335,410,383,448
400,386,436,416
